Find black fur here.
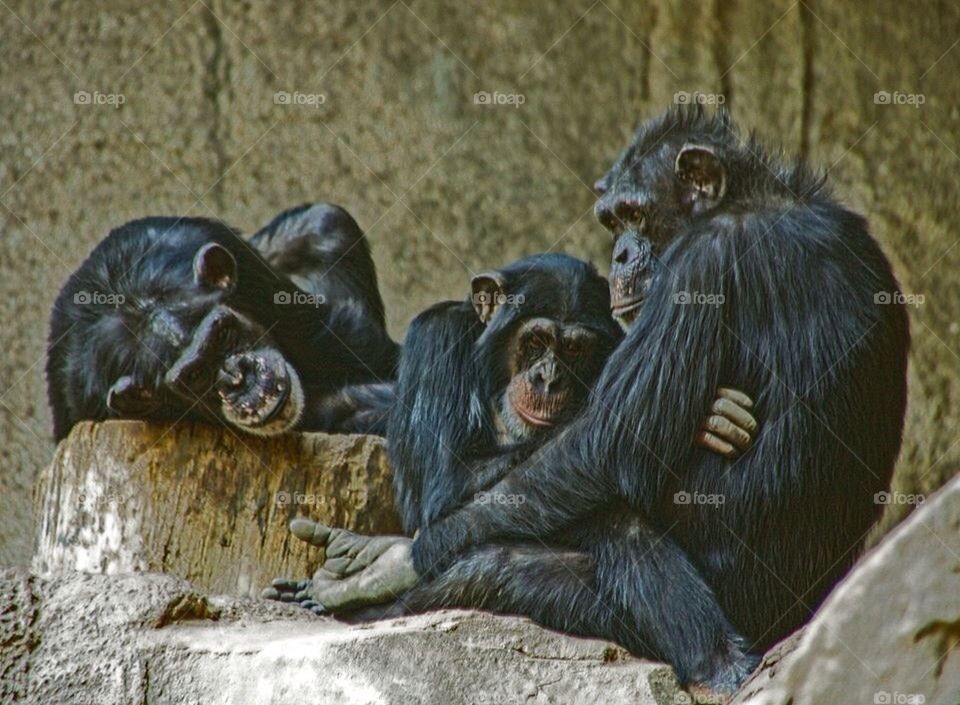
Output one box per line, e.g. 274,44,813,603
387,253,621,533
409,107,910,690
47,203,398,440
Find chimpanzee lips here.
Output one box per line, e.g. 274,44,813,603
515,405,556,427
216,350,291,427
611,296,645,317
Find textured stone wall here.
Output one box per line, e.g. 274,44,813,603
1,0,958,563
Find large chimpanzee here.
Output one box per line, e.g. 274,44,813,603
265,252,759,674
264,107,909,693
47,203,398,440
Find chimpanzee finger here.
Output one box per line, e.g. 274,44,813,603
705,414,752,451
289,518,333,547
697,430,738,459
711,397,758,434
717,387,753,409
261,587,280,600
271,577,309,592
311,605,328,616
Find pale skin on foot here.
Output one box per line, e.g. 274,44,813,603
262,387,757,613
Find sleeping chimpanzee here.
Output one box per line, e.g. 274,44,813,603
264,253,759,661
47,203,398,440
263,106,910,694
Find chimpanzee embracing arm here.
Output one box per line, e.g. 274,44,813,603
411,226,733,577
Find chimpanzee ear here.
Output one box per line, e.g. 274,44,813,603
471,271,507,324
193,243,237,293
106,376,157,415
675,145,726,204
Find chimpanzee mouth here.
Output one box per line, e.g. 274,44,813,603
515,406,556,427
216,351,299,431
611,297,645,318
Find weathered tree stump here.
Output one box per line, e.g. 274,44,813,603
33,421,401,597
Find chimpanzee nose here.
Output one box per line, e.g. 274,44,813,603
533,363,561,395
612,233,651,270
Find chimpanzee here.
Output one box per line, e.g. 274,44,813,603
262,106,910,694
47,203,398,440
265,253,759,673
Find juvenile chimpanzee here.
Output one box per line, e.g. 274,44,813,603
264,107,909,694
265,254,758,666
47,203,398,440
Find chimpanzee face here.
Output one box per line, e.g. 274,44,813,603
498,317,602,442
104,242,304,436
594,132,727,329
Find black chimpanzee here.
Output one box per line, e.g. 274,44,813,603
265,252,759,675
47,203,398,440
263,106,910,694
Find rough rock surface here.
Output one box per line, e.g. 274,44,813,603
2,0,959,567
0,569,682,705
33,421,402,597
731,473,960,705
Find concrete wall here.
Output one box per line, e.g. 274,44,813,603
1,0,958,564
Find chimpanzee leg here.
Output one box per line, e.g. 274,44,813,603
392,524,755,690
395,542,617,643
585,516,757,691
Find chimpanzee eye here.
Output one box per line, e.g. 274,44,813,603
526,335,547,354
564,339,581,356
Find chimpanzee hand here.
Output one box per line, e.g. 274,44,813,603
697,387,758,459
261,519,417,614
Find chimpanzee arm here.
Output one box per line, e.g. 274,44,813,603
412,229,732,577
302,382,396,435
386,301,492,534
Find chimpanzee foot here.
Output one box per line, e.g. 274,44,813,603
261,519,417,614
692,647,760,701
